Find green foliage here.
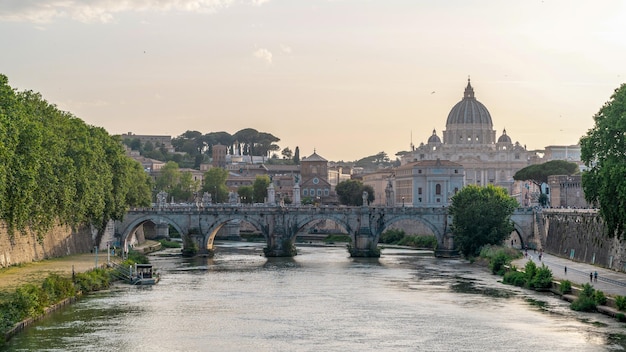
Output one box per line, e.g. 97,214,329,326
252,175,270,203
237,185,254,204
324,234,351,243
524,260,538,287
379,229,437,249
202,167,229,203
615,295,626,311
617,313,626,322
594,290,607,306
513,160,579,190
159,239,182,248
502,270,526,287
73,268,110,292
397,235,438,249
571,283,598,312
580,83,626,238
530,264,554,290
559,280,572,294
0,74,151,239
335,179,375,206
380,229,405,244
489,252,510,275
449,185,519,258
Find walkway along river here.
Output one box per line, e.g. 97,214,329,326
3,242,626,351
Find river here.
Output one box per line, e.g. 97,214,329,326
4,242,625,351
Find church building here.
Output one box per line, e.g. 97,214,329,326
402,78,537,194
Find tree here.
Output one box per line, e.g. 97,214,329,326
335,179,375,206
513,160,579,191
155,161,181,195
294,146,300,165
252,175,270,203
281,147,293,160
580,83,626,238
237,185,254,204
202,168,229,203
449,185,518,258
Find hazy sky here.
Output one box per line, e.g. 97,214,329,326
1,1,625,161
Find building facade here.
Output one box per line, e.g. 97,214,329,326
394,159,464,207
402,78,538,194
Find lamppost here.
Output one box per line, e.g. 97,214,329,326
402,196,405,208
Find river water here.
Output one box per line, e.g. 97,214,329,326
4,242,626,351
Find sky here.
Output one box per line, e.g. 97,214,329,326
1,1,626,162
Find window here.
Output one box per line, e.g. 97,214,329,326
317,189,322,196
454,169,458,174
418,187,422,195
303,189,308,196
324,189,329,196
310,189,315,196
418,169,422,174
436,184,441,195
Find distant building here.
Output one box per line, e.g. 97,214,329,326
402,78,538,194
394,159,464,207
548,175,588,208
121,132,175,153
300,150,335,203
212,144,227,168
362,169,394,206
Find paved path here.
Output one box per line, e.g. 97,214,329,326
512,251,626,297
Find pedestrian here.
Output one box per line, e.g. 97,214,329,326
590,272,593,282
539,253,542,261
594,271,598,282
564,266,567,275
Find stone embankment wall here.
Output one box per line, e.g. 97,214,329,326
540,210,626,273
0,223,94,268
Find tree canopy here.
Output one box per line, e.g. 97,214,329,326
0,74,152,238
335,179,375,206
449,185,518,258
202,167,229,203
580,83,626,238
513,160,579,190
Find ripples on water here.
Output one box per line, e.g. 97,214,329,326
5,242,625,351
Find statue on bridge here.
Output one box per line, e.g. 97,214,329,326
157,191,168,209
202,192,212,207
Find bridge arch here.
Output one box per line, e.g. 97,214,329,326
200,215,269,251
379,215,443,244
118,214,186,248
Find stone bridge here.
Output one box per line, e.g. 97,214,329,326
115,205,536,257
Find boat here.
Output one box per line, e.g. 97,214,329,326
130,263,160,285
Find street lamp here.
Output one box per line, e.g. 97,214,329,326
402,196,405,208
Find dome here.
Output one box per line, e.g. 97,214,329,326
445,78,493,127
427,129,441,144
497,129,512,143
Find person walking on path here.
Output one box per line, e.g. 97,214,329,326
564,266,567,275
590,272,593,282
594,271,598,282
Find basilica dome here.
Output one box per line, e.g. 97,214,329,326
497,129,512,143
427,129,441,144
445,79,493,127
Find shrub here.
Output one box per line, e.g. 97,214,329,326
159,239,181,248
559,280,572,294
380,229,405,244
594,290,607,306
324,234,351,243
530,264,553,290
617,313,626,323
489,252,509,275
615,296,626,311
571,283,597,312
503,271,526,287
397,235,438,249
523,260,538,288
